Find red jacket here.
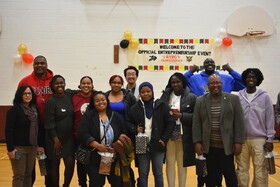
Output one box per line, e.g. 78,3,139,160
18,69,54,124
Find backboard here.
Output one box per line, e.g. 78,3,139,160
227,5,274,37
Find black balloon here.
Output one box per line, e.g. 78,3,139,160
120,40,129,48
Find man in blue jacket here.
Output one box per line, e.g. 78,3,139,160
184,58,245,96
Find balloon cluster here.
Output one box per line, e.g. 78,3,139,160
14,44,34,64
214,28,232,47
120,30,140,49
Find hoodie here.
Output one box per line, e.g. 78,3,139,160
184,70,245,96
238,88,275,142
18,69,54,123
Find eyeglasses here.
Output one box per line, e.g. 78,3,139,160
126,73,136,77
23,92,32,96
209,81,222,85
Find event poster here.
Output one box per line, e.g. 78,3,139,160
127,38,221,71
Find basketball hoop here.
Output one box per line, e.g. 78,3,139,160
246,31,265,36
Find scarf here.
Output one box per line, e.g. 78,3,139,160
112,134,134,187
21,104,38,146
139,82,154,119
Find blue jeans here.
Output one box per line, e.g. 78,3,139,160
137,151,165,187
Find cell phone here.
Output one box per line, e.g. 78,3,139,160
15,151,21,160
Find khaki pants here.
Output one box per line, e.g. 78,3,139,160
166,140,186,187
10,146,37,187
236,139,268,187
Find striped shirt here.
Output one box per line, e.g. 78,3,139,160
210,97,223,148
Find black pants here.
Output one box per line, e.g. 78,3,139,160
86,163,121,187
197,175,222,187
75,140,88,187
45,158,53,187
77,162,88,187
205,147,237,187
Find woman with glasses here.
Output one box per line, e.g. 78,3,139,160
5,85,44,187
105,75,136,186
105,75,136,121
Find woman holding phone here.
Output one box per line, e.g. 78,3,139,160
5,85,44,187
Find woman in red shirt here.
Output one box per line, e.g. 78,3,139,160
72,76,95,187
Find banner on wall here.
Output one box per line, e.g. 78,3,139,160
127,38,221,71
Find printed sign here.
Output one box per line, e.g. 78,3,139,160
127,38,221,71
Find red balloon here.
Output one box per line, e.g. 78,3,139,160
222,37,232,46
22,53,34,64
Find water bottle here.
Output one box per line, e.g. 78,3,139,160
37,152,48,176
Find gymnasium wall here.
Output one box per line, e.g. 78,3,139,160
0,0,280,140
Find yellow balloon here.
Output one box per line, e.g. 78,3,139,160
18,44,28,55
124,30,132,40
129,38,140,48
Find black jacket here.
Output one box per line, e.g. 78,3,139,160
105,89,136,119
160,88,197,167
5,105,44,152
78,109,126,166
105,89,136,140
127,99,175,152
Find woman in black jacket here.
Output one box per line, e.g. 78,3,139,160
105,75,136,121
105,74,136,186
127,82,175,187
160,72,197,187
78,91,127,187
5,85,44,187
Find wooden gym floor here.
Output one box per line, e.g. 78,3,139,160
0,141,280,187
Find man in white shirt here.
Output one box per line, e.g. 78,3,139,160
124,66,140,100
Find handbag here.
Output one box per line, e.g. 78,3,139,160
74,112,115,165
135,133,148,154
265,152,276,174
98,152,114,175
74,144,95,165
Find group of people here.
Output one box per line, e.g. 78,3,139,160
5,56,277,187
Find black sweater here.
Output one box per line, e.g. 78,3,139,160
5,105,44,152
